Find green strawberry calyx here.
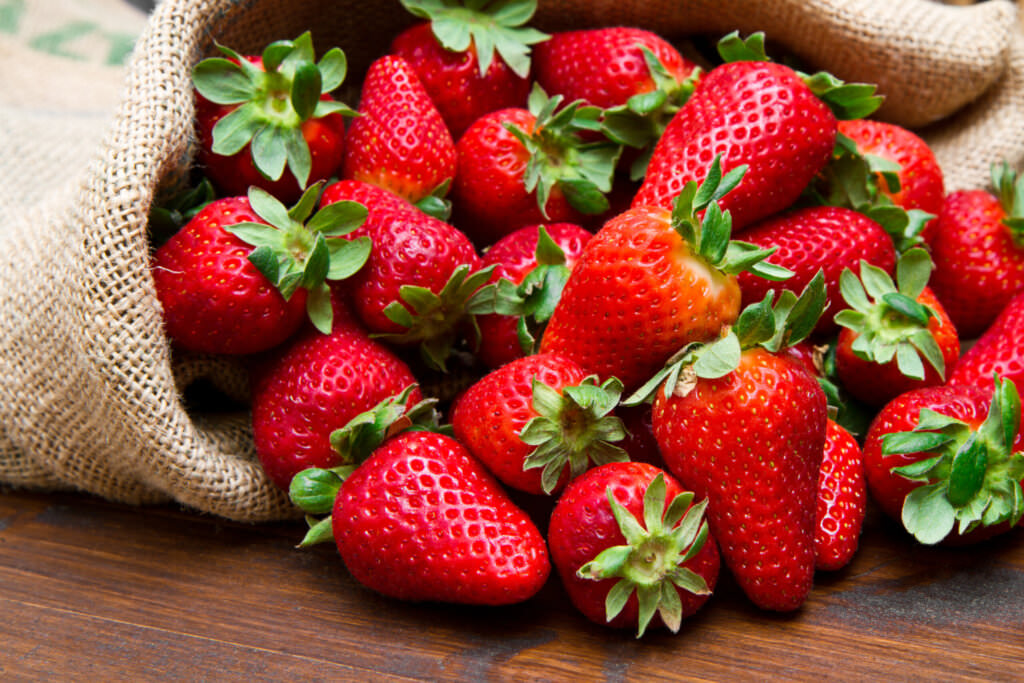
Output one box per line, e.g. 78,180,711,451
623,271,827,406
504,84,623,218
289,384,447,547
469,225,571,355
834,248,946,381
882,375,1024,545
225,183,371,334
192,32,357,188
377,264,498,372
576,473,712,638
400,0,550,78
519,374,629,495
717,31,883,121
602,47,702,181
809,132,934,253
992,160,1024,246
670,154,793,283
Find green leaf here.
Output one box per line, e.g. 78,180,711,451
716,31,768,63
283,124,313,189
838,267,872,312
734,292,777,349
894,342,926,381
308,200,368,236
326,236,372,280
693,332,741,379
260,39,294,74
902,483,956,545
247,186,292,229
291,62,322,120
883,292,932,326
192,57,255,104
288,467,343,514
247,245,280,285
559,178,610,215
297,516,336,548
306,283,333,334
251,124,290,182
947,435,988,507
210,103,266,156
318,47,348,92
604,578,635,624
859,262,896,300
896,247,933,299
883,431,951,456
225,222,283,249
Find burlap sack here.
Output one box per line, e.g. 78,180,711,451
0,0,1020,522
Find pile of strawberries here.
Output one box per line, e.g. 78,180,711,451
149,0,1024,637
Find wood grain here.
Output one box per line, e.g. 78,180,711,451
1,488,1022,681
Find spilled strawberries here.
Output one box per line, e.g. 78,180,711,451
149,0,1024,638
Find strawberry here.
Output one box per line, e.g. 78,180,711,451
191,32,355,203
151,185,371,354
450,352,627,495
835,118,945,243
329,206,490,371
320,179,418,227
475,222,592,369
548,463,719,637
290,400,551,605
539,157,791,392
532,27,700,181
929,162,1024,339
736,205,897,335
632,32,880,231
948,292,1024,395
815,420,866,571
834,248,960,407
862,377,1024,545
635,274,829,611
451,86,621,246
391,0,547,138
341,55,456,206
250,305,422,490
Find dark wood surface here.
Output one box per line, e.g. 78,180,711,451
1,486,1022,681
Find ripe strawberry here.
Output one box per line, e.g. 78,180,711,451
638,275,829,611
151,185,370,354
836,118,944,243
834,248,960,406
191,32,355,203
329,206,490,371
341,55,456,206
540,158,791,392
948,291,1024,395
450,353,627,495
451,86,621,246
862,378,1024,545
815,420,866,571
736,205,897,335
391,0,547,138
533,27,700,181
632,33,880,230
290,415,552,605
250,305,422,490
548,463,719,637
929,162,1024,339
475,222,592,369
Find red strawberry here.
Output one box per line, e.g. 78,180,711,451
539,158,790,392
390,0,547,138
929,162,1024,339
533,27,700,181
862,378,1024,545
948,291,1024,394
736,205,897,335
250,306,422,490
836,119,945,243
815,420,866,571
450,352,627,495
331,207,489,371
476,222,592,369
834,249,960,407
291,424,551,605
151,185,370,354
191,33,355,203
342,55,456,205
451,86,621,246
632,33,878,230
548,462,719,637
639,276,829,611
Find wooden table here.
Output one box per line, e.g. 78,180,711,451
1,486,1021,681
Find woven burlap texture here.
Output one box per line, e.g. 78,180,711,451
0,0,1019,522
